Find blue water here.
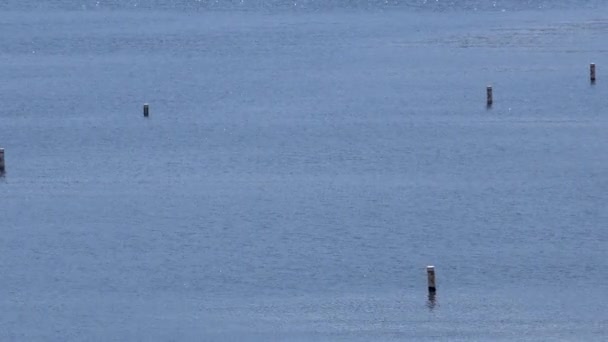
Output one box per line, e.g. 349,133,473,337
1,1,607,340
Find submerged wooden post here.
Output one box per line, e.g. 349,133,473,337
590,63,596,83
0,148,5,174
486,86,493,107
143,103,149,117
427,265,436,293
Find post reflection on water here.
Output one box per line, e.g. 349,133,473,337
427,292,437,310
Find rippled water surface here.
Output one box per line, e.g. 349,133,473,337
1,1,607,340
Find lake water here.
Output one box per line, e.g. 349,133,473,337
1,1,607,340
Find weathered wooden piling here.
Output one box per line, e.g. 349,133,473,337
0,148,5,174
143,103,149,117
486,86,493,107
590,63,596,83
427,265,436,293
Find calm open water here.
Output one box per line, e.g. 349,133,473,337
1,1,607,340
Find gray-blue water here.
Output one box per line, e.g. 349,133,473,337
1,1,607,340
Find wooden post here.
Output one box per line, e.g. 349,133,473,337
143,103,149,117
590,63,596,83
0,148,5,174
427,265,436,293
486,86,493,107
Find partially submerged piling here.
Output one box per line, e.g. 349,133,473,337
0,148,5,174
427,265,436,293
486,86,493,107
